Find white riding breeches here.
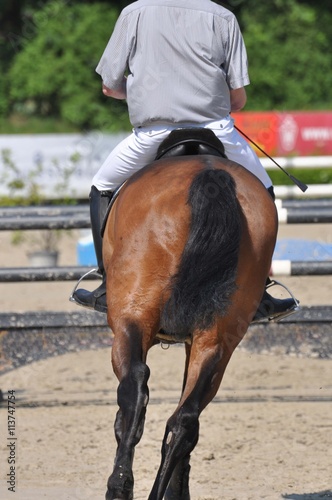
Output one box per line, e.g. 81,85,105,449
92,115,272,191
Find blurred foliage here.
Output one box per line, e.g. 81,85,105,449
0,0,331,132
269,168,332,186
5,1,130,131
239,0,332,111
0,115,80,134
0,147,78,250
0,147,78,206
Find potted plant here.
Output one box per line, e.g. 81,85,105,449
0,148,79,266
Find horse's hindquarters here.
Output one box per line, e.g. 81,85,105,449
102,155,278,500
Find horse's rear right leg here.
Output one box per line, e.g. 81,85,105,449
106,320,152,500
164,343,191,500
149,326,238,500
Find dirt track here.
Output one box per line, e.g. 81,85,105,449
0,224,331,499
0,346,331,500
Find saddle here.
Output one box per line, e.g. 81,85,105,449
102,128,227,234
155,128,227,160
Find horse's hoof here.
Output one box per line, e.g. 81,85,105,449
106,469,134,500
106,491,133,500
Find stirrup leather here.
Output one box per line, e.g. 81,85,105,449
253,279,300,323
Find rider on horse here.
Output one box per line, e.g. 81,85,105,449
71,0,298,321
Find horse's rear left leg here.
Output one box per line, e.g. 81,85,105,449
106,321,152,500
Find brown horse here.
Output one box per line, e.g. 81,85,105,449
102,148,277,499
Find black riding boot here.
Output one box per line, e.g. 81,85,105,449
71,186,113,313
252,278,299,322
252,186,299,322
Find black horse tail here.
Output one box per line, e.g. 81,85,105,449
160,165,242,340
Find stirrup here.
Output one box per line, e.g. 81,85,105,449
69,268,102,306
253,279,300,323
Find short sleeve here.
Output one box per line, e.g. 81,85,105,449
95,13,130,90
221,15,250,90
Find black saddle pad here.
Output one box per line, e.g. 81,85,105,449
155,128,227,160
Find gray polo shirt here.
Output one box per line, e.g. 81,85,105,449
96,0,250,127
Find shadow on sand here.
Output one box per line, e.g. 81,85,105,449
283,490,332,499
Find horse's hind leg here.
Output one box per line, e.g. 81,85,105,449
106,320,152,500
164,457,191,500
164,344,192,500
149,329,235,500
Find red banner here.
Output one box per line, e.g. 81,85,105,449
232,111,332,156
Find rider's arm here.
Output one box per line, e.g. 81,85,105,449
102,76,127,99
230,87,247,112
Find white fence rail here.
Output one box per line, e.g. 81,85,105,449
0,134,331,200
275,184,332,199
261,155,332,169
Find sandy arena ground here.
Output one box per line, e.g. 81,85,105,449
0,223,331,499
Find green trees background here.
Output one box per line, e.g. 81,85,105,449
1,0,331,133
